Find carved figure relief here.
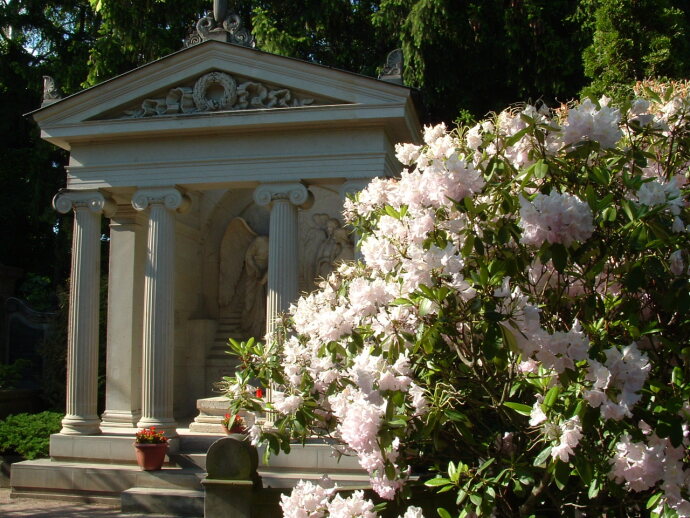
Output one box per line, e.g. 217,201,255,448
218,217,268,339
123,71,316,118
302,214,354,287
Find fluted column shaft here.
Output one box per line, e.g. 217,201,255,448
133,188,190,438
254,183,313,336
101,207,145,428
53,190,115,435
254,183,312,424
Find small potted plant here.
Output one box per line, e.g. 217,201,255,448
220,413,246,435
133,426,168,471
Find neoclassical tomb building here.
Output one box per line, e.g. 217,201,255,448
30,29,420,456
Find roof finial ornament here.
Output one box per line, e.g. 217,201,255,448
185,0,255,48
42,76,62,106
378,49,404,85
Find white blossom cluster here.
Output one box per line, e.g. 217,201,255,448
518,192,595,247
583,343,650,421
280,480,425,518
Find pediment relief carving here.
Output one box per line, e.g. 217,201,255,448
103,70,339,120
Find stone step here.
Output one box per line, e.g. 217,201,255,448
178,434,222,454
121,487,204,517
11,459,205,499
258,467,369,489
170,452,207,471
259,443,363,472
212,334,244,343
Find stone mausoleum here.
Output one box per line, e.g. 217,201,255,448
11,3,420,509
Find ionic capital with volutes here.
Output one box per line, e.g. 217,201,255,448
53,190,116,217
132,188,191,213
253,182,314,210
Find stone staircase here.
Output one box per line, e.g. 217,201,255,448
205,312,245,392
10,430,369,516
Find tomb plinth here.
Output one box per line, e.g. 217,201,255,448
189,396,230,433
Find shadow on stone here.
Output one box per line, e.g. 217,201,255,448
202,435,262,518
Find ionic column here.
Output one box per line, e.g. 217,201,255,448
101,207,145,429
53,190,115,435
340,179,371,262
253,182,314,336
133,188,191,438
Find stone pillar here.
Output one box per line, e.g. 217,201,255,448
53,190,115,435
101,207,145,429
254,183,312,423
132,188,191,437
340,179,371,262
253,183,313,336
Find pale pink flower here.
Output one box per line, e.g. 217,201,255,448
551,416,583,462
529,397,547,426
670,250,684,276
399,506,425,518
610,433,664,492
519,192,594,247
560,97,622,149
280,480,335,518
327,490,378,518
395,143,422,166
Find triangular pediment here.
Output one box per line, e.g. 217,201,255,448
33,40,414,127
95,69,342,120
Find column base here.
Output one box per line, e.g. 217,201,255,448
136,417,178,438
60,415,101,435
100,410,142,428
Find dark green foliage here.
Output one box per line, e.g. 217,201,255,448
0,1,91,281
0,411,63,459
83,0,208,86
374,0,589,121
0,359,32,390
581,0,690,100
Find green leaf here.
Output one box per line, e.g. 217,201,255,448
477,458,495,474
469,493,483,507
504,402,532,416
588,479,599,499
437,508,452,518
384,205,400,219
647,492,663,510
575,456,593,485
543,386,561,410
534,159,548,179
551,243,568,272
671,366,683,387
554,460,570,490
419,298,434,316
621,200,636,222
533,446,552,466
425,477,452,487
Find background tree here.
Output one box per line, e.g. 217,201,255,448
580,0,690,100
0,0,98,288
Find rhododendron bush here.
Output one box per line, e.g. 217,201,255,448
224,81,690,518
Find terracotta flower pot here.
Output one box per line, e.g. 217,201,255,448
134,443,168,471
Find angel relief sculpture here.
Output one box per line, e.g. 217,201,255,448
302,214,355,288
218,218,269,339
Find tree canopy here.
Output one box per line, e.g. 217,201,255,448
3,0,690,282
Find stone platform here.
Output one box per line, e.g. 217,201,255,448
10,426,369,515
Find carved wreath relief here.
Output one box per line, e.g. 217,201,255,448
124,71,315,118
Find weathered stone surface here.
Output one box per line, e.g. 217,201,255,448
205,437,258,481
